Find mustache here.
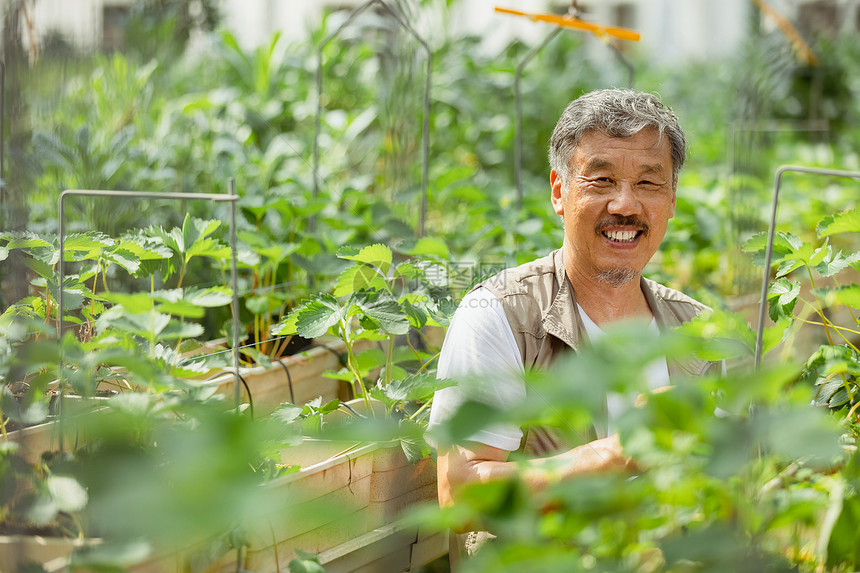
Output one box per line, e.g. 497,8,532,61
594,215,649,235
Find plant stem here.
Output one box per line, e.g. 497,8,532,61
414,351,440,374
806,266,835,347
385,334,395,386
805,265,853,394
847,399,860,423
340,319,369,413
408,399,431,421
802,319,860,354
802,320,860,338
406,333,425,367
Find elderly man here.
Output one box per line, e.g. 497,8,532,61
427,88,720,564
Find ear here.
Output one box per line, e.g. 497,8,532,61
669,178,677,219
550,170,565,215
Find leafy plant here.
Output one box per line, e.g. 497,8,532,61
745,207,860,439
274,242,454,459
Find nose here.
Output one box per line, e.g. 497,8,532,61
607,182,642,216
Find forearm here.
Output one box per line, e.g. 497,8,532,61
440,435,632,505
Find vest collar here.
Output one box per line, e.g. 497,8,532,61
540,249,585,351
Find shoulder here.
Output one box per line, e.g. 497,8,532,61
482,252,557,297
643,278,711,323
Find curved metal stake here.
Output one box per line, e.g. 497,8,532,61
606,40,634,88
515,28,561,210
312,0,432,236
1,60,5,211
57,188,241,450
513,27,636,209
754,165,860,369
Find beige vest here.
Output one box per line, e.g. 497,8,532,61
481,248,719,456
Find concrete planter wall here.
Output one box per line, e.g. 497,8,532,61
199,336,378,415
240,399,444,572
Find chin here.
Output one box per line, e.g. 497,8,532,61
596,267,639,287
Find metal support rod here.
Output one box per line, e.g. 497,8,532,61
512,3,637,209
380,2,432,237
754,165,860,369
57,188,241,449
606,41,634,88
1,60,5,212
312,0,431,236
725,120,829,290
228,179,242,409
514,28,561,211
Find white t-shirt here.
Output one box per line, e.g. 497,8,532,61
427,286,670,451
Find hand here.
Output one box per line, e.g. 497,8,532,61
549,434,638,477
587,434,638,473
635,384,675,408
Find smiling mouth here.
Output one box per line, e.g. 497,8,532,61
602,229,643,243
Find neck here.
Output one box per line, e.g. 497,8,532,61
563,249,653,326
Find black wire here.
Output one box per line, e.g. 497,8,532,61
236,373,254,419
275,359,295,404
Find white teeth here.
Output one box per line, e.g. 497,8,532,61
604,230,638,242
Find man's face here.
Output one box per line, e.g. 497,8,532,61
550,128,676,287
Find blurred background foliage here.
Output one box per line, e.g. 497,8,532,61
2,1,860,569
4,0,858,316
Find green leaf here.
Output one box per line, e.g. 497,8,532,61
0,386,49,425
245,295,270,315
187,237,232,261
832,284,860,308
23,493,59,526
159,319,205,340
808,239,830,268
380,373,453,404
742,231,802,258
184,216,221,252
271,403,304,424
403,237,449,259
393,262,424,280
775,258,804,278
102,292,155,314
357,293,410,335
401,297,428,329
827,493,860,568
3,231,51,250
818,208,860,238
47,475,88,512
817,249,855,277
355,347,386,373
293,294,344,338
288,550,326,573
106,248,141,274
184,286,233,307
155,300,205,319
333,264,386,297
21,256,54,281
767,278,800,321
63,233,112,259
337,243,392,274
273,312,298,336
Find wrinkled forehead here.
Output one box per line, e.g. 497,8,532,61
571,128,673,172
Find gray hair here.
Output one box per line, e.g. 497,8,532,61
548,89,687,186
